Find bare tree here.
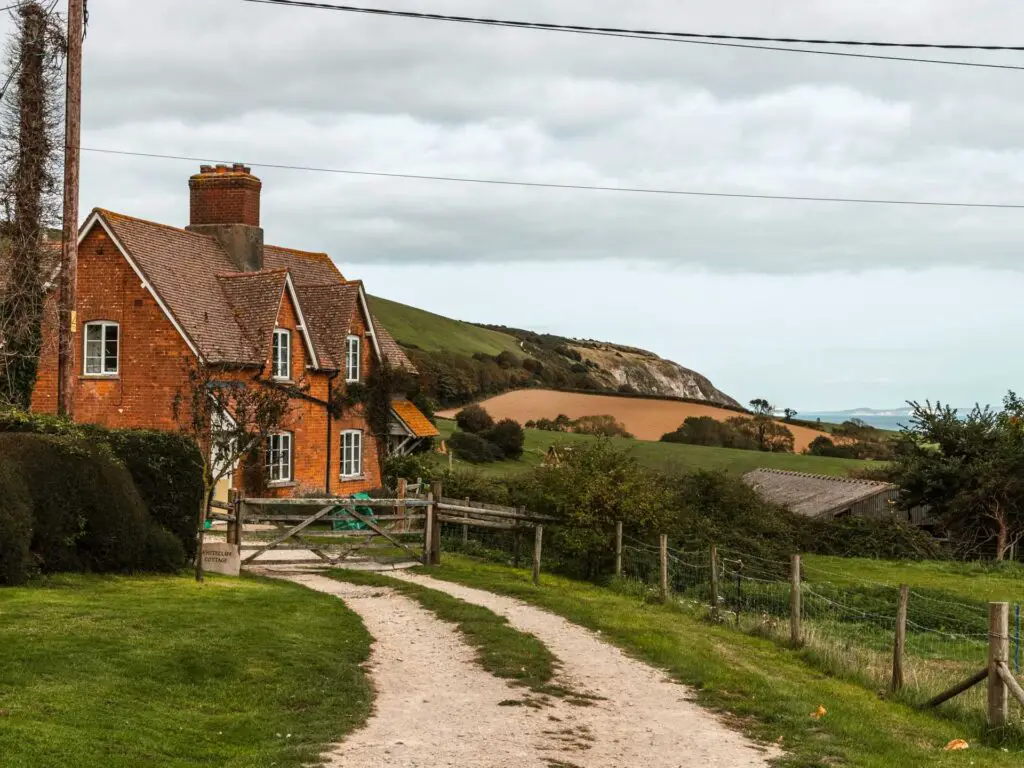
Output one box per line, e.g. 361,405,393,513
173,359,290,582
0,2,65,408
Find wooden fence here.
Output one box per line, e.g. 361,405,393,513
620,529,1024,729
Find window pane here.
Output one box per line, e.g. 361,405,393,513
103,325,118,373
85,325,102,374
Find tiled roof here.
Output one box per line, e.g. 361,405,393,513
217,270,288,364
80,208,412,375
742,468,896,519
264,245,345,286
374,320,416,374
392,399,440,438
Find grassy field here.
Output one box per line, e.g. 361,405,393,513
368,295,524,357
421,556,1022,767
435,418,874,477
803,555,1024,604
0,574,372,768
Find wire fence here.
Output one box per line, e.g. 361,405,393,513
616,539,1022,727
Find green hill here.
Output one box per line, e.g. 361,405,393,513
367,296,524,358
433,419,874,478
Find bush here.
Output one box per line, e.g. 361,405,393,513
494,351,520,369
143,525,187,573
573,415,633,439
661,416,756,450
485,418,526,459
0,433,152,574
449,431,504,463
103,429,204,561
455,404,495,434
0,462,33,585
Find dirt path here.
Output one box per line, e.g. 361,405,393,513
274,571,776,767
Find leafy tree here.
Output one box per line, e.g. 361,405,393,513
749,398,774,417
173,359,290,582
573,414,633,439
783,408,798,422
455,403,494,434
894,393,1024,561
449,430,503,463
485,418,525,459
728,416,794,453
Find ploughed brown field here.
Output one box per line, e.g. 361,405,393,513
438,390,831,453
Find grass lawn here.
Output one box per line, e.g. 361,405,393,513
420,556,1023,767
804,555,1024,604
367,295,524,358
0,574,372,768
435,418,875,478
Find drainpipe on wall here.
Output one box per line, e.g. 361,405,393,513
325,371,339,495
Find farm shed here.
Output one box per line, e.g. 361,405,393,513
742,468,904,521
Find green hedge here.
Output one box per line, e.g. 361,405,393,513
0,461,33,585
0,411,203,560
0,433,185,583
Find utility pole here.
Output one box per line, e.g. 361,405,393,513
58,0,84,417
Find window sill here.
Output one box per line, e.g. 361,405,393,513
272,378,294,385
80,374,120,381
339,475,366,483
267,481,297,489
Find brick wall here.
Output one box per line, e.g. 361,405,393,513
189,166,261,227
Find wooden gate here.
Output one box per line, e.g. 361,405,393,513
231,494,432,568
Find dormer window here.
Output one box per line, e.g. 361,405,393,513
84,321,119,376
272,328,291,380
346,335,360,383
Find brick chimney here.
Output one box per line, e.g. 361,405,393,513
186,164,264,272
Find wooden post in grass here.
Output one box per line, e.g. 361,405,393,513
989,601,1010,727
532,525,543,586
790,555,802,646
423,490,434,566
891,584,909,693
226,489,238,547
659,534,669,603
710,545,720,618
615,521,623,579
462,498,470,547
430,481,443,566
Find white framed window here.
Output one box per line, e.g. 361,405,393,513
266,432,293,484
272,328,291,380
345,335,360,383
84,321,119,376
341,430,363,479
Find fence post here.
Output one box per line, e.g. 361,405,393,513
396,478,407,533
735,559,743,628
513,513,523,568
531,524,543,586
423,490,434,566
790,555,802,646
989,601,1010,727
225,489,238,547
1016,604,1021,674
891,584,909,693
462,498,470,547
710,545,719,617
430,480,443,566
615,521,623,579
659,534,669,603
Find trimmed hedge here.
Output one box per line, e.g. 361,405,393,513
0,461,33,585
0,433,186,582
0,412,203,560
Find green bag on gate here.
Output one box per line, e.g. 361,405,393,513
331,492,375,531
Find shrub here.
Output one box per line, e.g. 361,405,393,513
494,351,520,369
103,429,204,561
449,431,504,463
0,433,151,574
382,453,435,491
455,404,494,434
485,418,525,459
573,415,633,439
0,462,33,585
143,525,187,573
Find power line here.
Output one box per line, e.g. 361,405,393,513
80,146,1024,210
240,0,1024,72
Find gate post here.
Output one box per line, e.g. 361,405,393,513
430,480,443,566
423,490,434,566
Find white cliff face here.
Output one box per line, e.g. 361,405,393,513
573,343,741,408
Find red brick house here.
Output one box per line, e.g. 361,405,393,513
27,164,437,497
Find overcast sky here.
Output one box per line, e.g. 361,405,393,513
13,0,1024,410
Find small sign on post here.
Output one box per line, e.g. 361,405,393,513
202,543,240,577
